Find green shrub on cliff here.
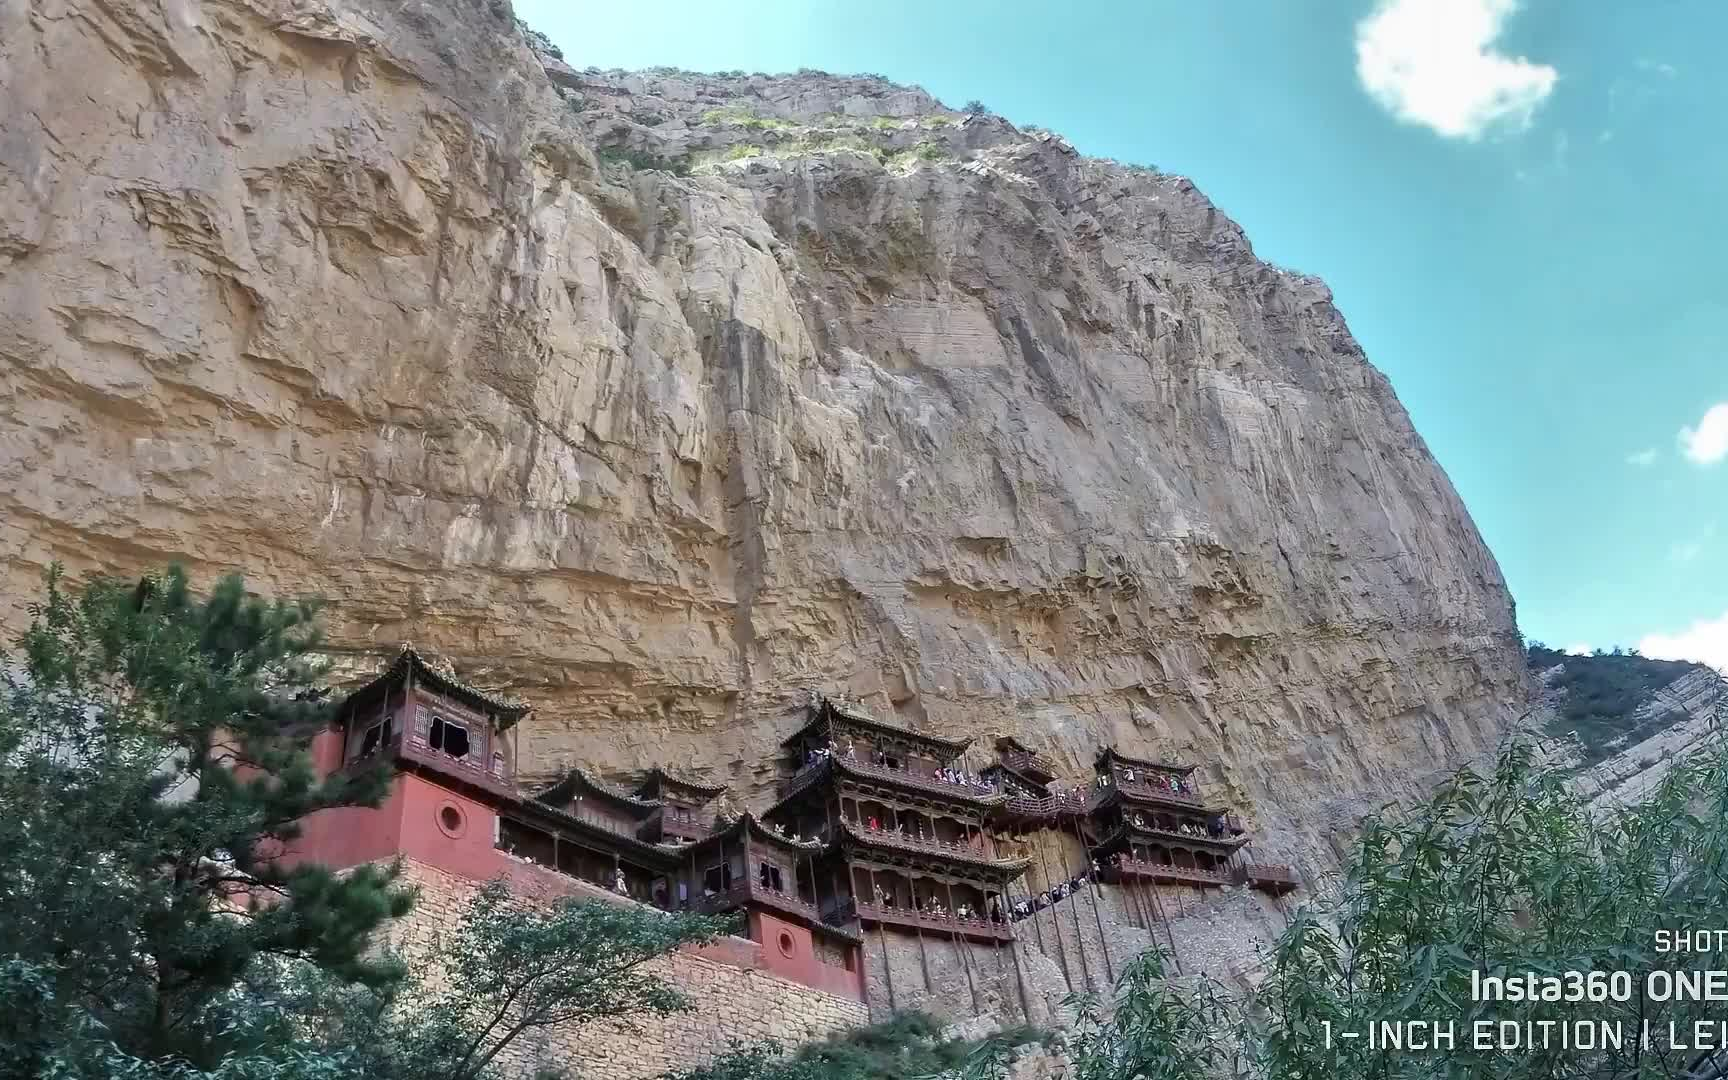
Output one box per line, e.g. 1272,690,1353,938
1526,642,1704,762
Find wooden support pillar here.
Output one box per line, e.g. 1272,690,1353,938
1007,931,1035,1024
944,878,980,1016
1056,834,1095,992
1073,815,1115,985
877,924,897,1015
912,874,934,991
1031,836,1076,992
1143,875,1184,976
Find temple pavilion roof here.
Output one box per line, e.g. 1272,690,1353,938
636,766,728,802
1095,745,1197,776
691,812,827,857
535,768,662,818
781,694,971,760
340,645,532,729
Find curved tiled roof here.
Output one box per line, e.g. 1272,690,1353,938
637,766,728,800
702,812,827,855
781,694,971,757
1096,745,1196,776
535,768,662,817
342,645,532,728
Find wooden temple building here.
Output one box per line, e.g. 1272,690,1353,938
765,697,1032,945
285,648,1299,1011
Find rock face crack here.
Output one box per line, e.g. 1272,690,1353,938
0,2,1530,966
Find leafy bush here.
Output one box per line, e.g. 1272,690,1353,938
963,99,988,115
663,1013,1054,1080
513,17,562,60
596,147,691,176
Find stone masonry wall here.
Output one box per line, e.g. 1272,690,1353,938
395,860,869,1080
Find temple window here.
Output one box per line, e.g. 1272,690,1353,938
429,715,471,760
352,712,394,761
757,862,784,892
702,862,733,895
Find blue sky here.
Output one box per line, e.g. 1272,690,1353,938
519,0,1728,668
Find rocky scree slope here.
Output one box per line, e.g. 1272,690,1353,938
0,0,1529,881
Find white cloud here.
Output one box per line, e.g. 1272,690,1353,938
1640,612,1728,673
1679,403,1728,465
1355,0,1558,139
1626,447,1658,467
1562,643,1595,657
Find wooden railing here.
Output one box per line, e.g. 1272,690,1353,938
1111,776,1207,808
853,901,1013,942
1001,749,1057,778
1109,857,1231,887
1001,791,1095,819
847,820,993,861
1111,821,1245,851
696,878,862,937
1236,863,1300,893
784,756,1000,802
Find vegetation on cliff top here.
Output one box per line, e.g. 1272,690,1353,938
1526,642,1705,762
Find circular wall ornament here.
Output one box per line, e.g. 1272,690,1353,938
436,802,467,838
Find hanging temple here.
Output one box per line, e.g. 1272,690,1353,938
282,645,1302,1008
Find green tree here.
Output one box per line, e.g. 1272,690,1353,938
1250,737,1728,1080
0,565,412,1068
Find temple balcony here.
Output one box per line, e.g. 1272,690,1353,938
1236,862,1301,895
695,879,861,941
999,748,1058,781
1107,775,1217,812
841,898,1015,943
1107,821,1248,854
839,820,997,866
780,755,1003,805
1104,855,1232,888
637,807,710,845
999,790,1098,823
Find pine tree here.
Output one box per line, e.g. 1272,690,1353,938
0,564,414,1067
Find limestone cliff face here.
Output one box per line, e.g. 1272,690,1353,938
0,0,1529,879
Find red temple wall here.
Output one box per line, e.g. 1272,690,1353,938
748,911,865,1001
